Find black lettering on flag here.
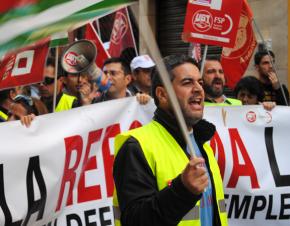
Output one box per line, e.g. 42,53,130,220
23,156,47,226
99,206,112,226
279,193,290,219
0,164,23,226
250,195,266,219
265,127,290,187
266,195,277,220
228,195,251,219
84,209,97,226
66,214,82,226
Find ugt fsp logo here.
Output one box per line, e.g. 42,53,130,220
192,10,213,32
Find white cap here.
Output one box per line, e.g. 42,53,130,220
130,55,155,71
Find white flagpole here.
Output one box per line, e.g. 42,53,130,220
200,45,208,76
52,47,59,112
126,7,138,56
132,2,197,158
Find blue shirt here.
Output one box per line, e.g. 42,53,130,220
187,132,213,226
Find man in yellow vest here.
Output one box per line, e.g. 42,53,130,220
38,57,78,113
203,56,241,106
113,55,228,226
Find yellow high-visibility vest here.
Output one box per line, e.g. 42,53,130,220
114,120,228,226
55,93,77,112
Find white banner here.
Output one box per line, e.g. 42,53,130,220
204,105,290,226
0,97,154,226
0,98,289,225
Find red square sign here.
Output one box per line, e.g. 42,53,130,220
183,0,243,48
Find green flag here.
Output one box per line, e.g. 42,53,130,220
0,0,136,57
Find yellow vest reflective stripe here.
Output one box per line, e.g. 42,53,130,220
55,93,77,112
205,98,242,106
113,121,228,226
0,110,8,121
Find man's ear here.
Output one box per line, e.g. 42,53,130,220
125,74,132,85
155,86,168,105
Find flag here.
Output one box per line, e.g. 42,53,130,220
108,7,137,57
85,23,110,68
190,43,202,63
0,0,136,57
221,0,257,89
0,38,49,90
49,32,69,48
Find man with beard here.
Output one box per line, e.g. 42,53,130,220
254,50,289,105
113,55,228,226
203,56,241,106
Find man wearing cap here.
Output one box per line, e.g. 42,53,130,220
129,55,155,95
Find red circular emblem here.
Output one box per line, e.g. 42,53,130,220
246,111,256,123
192,10,213,33
64,51,78,66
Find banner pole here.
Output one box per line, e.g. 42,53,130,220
200,45,208,76
253,19,289,106
126,7,138,56
133,1,197,158
52,47,59,112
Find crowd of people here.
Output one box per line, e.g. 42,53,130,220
0,45,289,225
1,48,288,126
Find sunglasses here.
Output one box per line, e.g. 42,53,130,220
13,94,33,106
42,77,55,85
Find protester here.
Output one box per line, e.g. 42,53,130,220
38,57,79,112
234,76,276,111
113,55,228,226
254,50,289,105
0,89,42,123
129,55,155,95
203,56,241,106
81,57,151,104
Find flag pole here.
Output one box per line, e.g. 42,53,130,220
132,1,197,158
52,47,59,112
126,7,138,56
252,19,289,106
200,45,208,76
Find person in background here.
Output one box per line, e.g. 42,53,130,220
254,50,289,105
113,55,228,226
129,55,155,95
38,57,79,113
203,56,241,106
234,76,276,111
79,57,150,105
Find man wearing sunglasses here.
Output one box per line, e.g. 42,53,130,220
130,55,155,95
38,58,79,113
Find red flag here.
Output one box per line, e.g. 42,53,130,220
221,0,257,89
0,0,38,13
191,43,202,63
108,8,137,57
0,38,49,91
85,23,110,68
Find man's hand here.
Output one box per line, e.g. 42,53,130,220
20,114,35,128
181,157,208,195
136,93,151,105
79,83,97,105
262,101,276,111
268,71,280,90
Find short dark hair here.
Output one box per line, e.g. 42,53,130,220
151,55,199,106
205,55,221,62
103,57,131,75
254,50,275,65
234,76,265,102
